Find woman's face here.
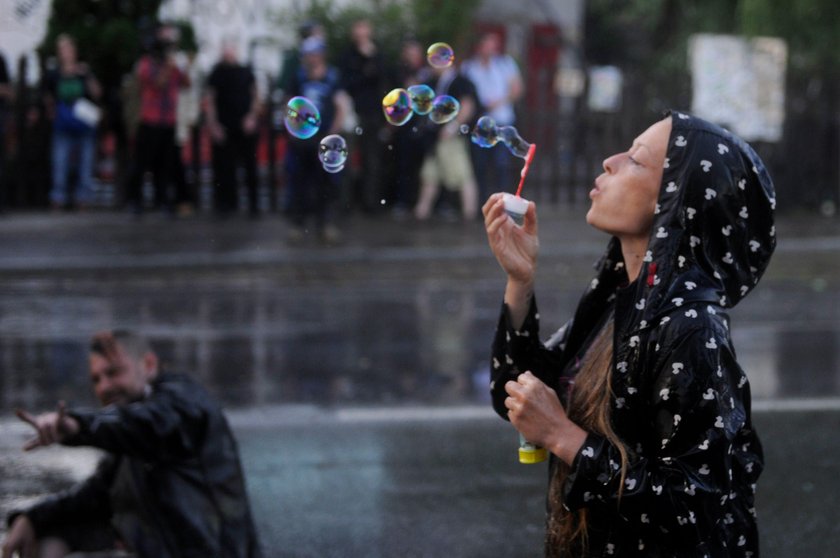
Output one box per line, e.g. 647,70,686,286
586,117,672,241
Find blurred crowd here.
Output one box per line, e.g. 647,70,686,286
0,19,525,241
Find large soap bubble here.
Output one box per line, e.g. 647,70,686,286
471,115,499,148
407,84,435,115
428,95,460,124
427,42,454,69
284,96,321,139
470,115,532,159
498,126,531,159
318,134,348,174
382,88,413,126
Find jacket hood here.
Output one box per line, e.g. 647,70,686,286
599,111,776,337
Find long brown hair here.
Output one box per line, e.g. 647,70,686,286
545,317,628,557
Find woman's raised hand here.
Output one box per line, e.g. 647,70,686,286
482,193,539,286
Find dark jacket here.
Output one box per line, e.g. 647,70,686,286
10,372,262,558
491,111,776,556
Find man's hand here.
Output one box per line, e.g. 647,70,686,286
1,514,37,558
241,113,258,135
15,401,80,451
505,372,587,465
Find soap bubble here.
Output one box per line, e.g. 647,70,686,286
470,116,532,158
471,115,499,148
427,42,454,68
318,134,348,173
284,96,321,139
322,163,345,174
382,88,413,126
407,84,435,115
428,95,460,124
499,126,532,159
459,124,470,135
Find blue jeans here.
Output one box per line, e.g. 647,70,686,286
51,129,96,206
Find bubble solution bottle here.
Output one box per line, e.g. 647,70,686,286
518,433,548,464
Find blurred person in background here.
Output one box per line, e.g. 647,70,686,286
388,39,433,219
205,40,261,218
413,63,479,222
172,46,202,217
284,36,350,244
276,20,325,98
462,31,523,202
124,23,190,215
340,18,389,213
43,34,102,211
1,330,262,558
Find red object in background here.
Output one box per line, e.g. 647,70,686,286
524,24,560,110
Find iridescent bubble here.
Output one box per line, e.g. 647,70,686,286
382,88,413,126
407,84,435,115
318,134,348,172
428,95,460,124
499,125,532,158
284,96,321,139
459,124,470,135
322,163,345,174
427,42,454,69
471,115,499,148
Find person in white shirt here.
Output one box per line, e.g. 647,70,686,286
462,32,523,202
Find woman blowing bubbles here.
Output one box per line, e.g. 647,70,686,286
483,111,776,557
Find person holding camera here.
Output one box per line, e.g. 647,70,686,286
124,23,190,215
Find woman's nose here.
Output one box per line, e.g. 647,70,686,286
602,152,621,174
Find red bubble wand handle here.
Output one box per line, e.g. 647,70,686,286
515,144,536,197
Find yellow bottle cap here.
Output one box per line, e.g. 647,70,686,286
518,446,548,464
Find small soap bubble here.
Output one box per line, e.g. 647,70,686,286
318,134,349,173
428,95,460,124
499,126,532,158
322,163,345,174
427,42,454,68
407,84,435,115
355,126,364,136
459,124,470,135
382,88,413,126
471,115,499,148
284,96,321,139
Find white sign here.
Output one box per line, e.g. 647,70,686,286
0,0,52,81
587,65,622,113
690,33,787,142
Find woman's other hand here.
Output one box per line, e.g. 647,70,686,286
505,371,587,466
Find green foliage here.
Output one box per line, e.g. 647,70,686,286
739,0,840,72
409,0,482,54
272,0,480,68
40,0,197,89
586,0,838,74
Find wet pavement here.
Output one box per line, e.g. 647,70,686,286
1,206,840,556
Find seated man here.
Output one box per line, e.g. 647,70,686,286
2,330,262,558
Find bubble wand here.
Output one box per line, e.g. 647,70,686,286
515,143,536,197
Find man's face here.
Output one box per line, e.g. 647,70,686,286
88,345,153,407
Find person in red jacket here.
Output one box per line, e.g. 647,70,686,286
124,23,190,214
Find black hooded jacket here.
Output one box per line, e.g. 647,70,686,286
491,111,776,556
9,372,262,558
